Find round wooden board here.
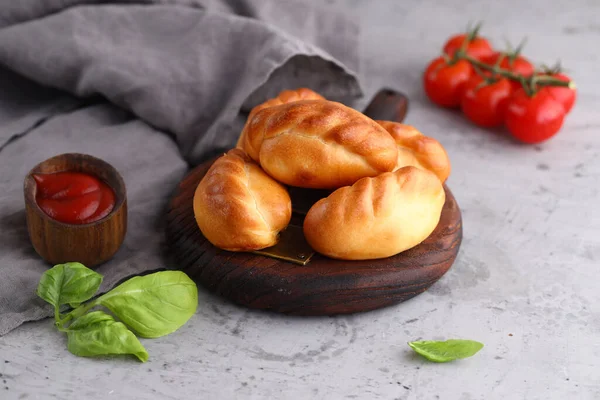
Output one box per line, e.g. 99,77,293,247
165,159,463,316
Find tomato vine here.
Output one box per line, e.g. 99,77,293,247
424,23,577,144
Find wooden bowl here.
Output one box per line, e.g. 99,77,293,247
24,153,127,268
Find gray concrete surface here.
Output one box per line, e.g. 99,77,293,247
1,0,599,399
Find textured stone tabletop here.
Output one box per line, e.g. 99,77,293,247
1,1,599,399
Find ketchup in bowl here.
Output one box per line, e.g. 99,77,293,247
33,171,116,224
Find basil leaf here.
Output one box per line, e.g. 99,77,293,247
97,271,198,338
67,311,114,330
408,339,484,363
66,311,148,362
36,262,103,310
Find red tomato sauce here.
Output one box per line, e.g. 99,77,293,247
33,171,116,224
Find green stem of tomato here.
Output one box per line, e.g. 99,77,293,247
534,77,576,89
467,22,482,41
460,54,575,94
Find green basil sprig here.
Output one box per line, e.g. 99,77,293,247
408,339,484,363
36,263,198,362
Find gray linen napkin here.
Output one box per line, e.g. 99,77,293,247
0,0,362,335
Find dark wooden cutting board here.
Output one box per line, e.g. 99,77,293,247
165,89,462,315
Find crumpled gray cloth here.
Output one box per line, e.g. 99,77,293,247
0,0,362,335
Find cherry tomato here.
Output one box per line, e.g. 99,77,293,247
540,73,576,113
504,89,566,144
443,34,494,60
424,57,473,108
460,76,513,127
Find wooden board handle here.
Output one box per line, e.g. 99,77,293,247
362,88,409,123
